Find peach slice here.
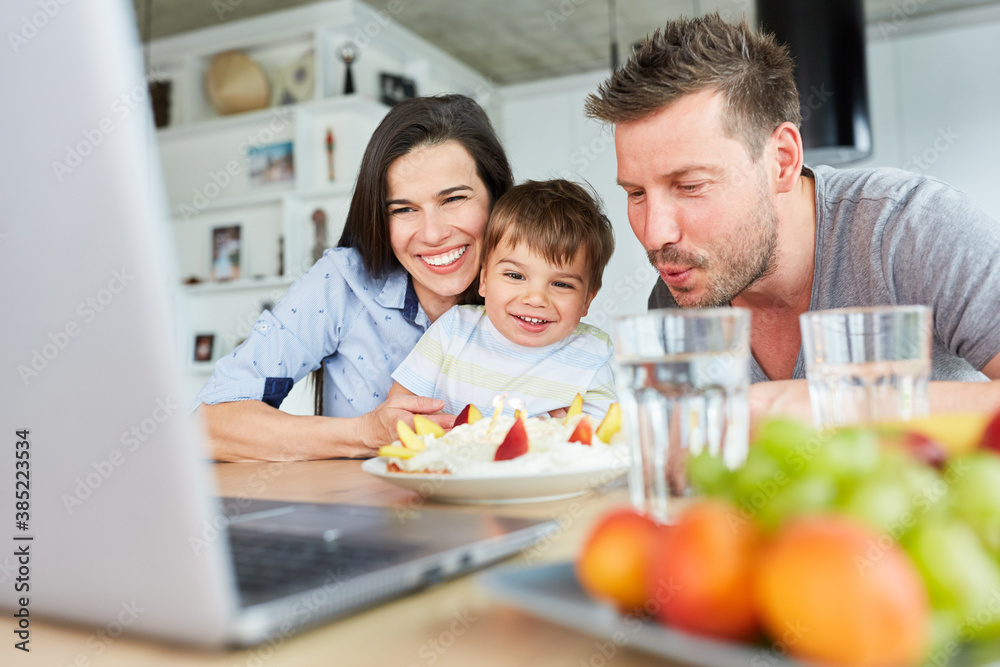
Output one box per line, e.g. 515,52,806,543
395,421,426,451
413,414,445,438
378,445,417,459
596,403,622,443
454,403,483,426
494,418,529,461
569,415,593,445
565,394,584,424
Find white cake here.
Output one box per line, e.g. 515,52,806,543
385,413,628,477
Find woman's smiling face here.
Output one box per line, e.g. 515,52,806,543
387,140,491,320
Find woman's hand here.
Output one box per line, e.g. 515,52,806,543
356,394,456,457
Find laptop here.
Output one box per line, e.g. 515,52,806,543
0,1,554,648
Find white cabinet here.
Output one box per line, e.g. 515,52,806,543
148,0,490,413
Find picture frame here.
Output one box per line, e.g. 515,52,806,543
247,140,294,187
193,333,215,363
210,224,242,282
379,73,417,107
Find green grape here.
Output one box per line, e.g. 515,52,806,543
687,449,731,498
802,427,881,483
731,445,786,509
925,608,963,664
839,472,914,538
756,473,839,530
905,518,1000,641
752,417,819,473
948,453,1000,556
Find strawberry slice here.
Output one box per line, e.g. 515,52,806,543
494,418,529,461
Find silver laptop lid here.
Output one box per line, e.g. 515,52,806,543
0,1,236,645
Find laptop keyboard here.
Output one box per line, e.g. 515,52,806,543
227,530,416,607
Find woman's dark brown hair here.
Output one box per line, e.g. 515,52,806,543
314,94,513,415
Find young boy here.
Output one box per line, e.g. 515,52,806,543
389,179,617,418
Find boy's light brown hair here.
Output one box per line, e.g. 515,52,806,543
584,12,800,160
482,179,615,293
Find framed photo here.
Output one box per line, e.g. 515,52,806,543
210,224,242,282
193,334,215,363
247,140,294,187
379,73,417,107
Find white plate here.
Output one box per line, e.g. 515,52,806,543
361,457,627,504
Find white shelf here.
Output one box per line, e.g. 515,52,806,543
182,276,295,295
170,190,286,217
149,0,491,392
157,104,297,141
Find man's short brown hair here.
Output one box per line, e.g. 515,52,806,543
482,179,615,293
584,13,800,160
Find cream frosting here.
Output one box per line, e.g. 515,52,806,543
388,413,629,477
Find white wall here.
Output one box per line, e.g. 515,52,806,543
495,5,1000,328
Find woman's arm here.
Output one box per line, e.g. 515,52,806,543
198,393,454,462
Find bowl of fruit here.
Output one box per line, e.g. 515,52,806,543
482,409,1000,666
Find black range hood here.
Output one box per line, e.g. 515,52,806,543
757,0,873,166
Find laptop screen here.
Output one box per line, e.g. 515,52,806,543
0,0,238,644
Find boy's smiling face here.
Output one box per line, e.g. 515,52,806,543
478,240,597,348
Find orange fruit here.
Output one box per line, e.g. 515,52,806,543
753,515,929,666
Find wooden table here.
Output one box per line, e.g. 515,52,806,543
25,461,678,667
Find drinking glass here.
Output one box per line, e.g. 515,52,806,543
613,308,751,523
799,305,932,430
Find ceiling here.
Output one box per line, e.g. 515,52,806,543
133,0,1000,85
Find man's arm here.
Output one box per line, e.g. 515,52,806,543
925,352,1000,416
749,353,1000,430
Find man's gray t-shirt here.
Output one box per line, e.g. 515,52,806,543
648,165,1000,383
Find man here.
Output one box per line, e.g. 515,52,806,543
584,13,1000,421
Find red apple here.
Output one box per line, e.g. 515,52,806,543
569,416,593,445
892,430,948,470
494,418,529,461
981,408,1000,454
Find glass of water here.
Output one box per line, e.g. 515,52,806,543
799,305,932,430
613,308,751,523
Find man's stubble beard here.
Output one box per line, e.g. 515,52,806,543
647,178,779,309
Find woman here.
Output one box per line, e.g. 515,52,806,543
195,95,514,461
